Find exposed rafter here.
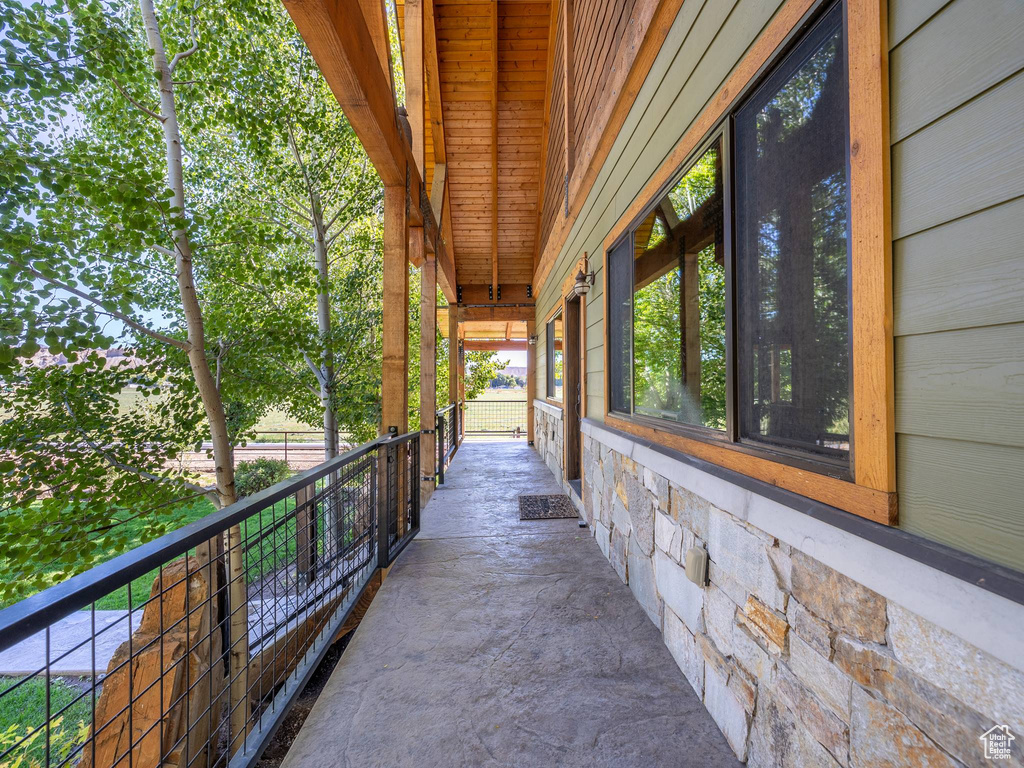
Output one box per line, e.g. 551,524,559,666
423,0,446,165
458,305,534,323
464,340,528,352
406,0,425,177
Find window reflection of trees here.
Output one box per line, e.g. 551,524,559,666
737,10,850,459
632,142,726,430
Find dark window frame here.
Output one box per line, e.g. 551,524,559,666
606,0,853,481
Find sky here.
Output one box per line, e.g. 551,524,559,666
502,351,527,368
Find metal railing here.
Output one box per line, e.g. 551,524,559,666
434,404,460,484
463,400,527,436
0,431,420,768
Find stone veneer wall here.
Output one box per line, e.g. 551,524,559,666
534,401,564,483
533,407,1024,766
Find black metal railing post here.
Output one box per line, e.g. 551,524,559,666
411,436,421,531
436,412,446,485
377,441,392,570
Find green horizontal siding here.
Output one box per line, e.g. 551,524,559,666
890,0,1024,141
892,0,1024,570
531,0,1024,572
894,197,1024,336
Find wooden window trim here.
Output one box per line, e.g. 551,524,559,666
561,266,588,488
601,0,896,525
545,304,564,406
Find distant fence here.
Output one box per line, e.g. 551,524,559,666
463,400,527,435
0,431,421,768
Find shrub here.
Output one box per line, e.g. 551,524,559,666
234,458,292,498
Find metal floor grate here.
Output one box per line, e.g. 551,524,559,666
518,494,578,520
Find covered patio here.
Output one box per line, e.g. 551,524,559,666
281,440,738,767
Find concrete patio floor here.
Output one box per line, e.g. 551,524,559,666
282,440,738,768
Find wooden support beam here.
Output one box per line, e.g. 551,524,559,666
490,0,499,297
464,340,528,352
458,305,534,323
453,283,533,305
419,252,437,504
406,0,425,178
285,0,407,187
286,0,443,298
430,163,446,225
357,0,392,95
424,0,446,165
382,186,409,434
562,0,575,182
438,179,457,302
448,304,458,405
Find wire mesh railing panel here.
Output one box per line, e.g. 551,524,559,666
0,433,420,768
382,435,419,563
435,404,459,483
463,401,528,435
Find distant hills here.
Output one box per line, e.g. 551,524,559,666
29,348,143,371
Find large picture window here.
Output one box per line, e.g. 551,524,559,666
607,0,850,472
735,0,849,462
632,138,726,430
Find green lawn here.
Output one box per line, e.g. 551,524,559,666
116,389,320,440
0,493,309,612
0,677,91,767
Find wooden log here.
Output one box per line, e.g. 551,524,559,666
82,557,219,768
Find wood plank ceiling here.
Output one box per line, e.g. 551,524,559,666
399,0,551,292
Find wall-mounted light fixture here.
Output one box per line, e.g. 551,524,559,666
573,253,595,297
527,334,538,346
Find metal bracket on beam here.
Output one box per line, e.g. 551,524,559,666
526,284,533,298
496,285,502,301
488,284,493,301
457,285,463,303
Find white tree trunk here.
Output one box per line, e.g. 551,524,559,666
289,130,339,460
139,0,249,752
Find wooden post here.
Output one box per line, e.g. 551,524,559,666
527,319,536,444
458,327,466,441
295,483,316,582
419,251,436,506
448,305,458,406
380,185,408,561
382,185,409,436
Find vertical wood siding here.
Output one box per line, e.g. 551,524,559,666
540,3,566,249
